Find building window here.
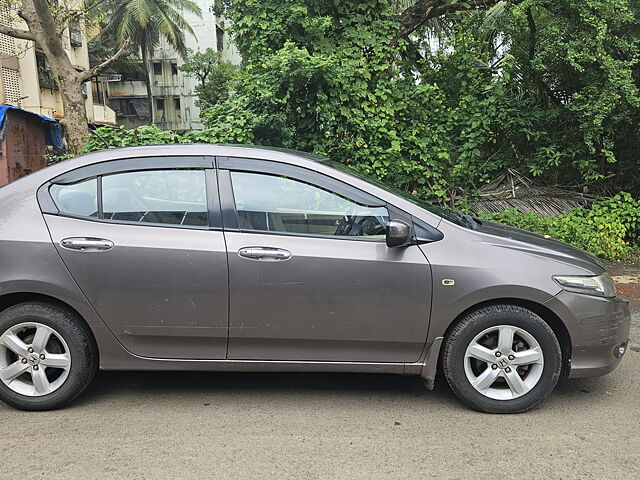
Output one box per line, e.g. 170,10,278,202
156,98,165,111
111,98,136,116
153,62,162,75
121,70,146,81
110,98,150,119
171,62,178,76
69,19,83,48
92,78,105,105
216,25,224,52
36,51,58,90
174,97,181,111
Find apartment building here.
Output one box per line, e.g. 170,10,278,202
98,0,240,132
0,11,116,126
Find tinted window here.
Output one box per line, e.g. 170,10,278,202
102,170,208,227
50,178,98,217
230,171,388,238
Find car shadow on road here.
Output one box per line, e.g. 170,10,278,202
82,370,433,396
74,370,466,409
71,368,621,413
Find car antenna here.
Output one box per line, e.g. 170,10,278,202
89,126,115,149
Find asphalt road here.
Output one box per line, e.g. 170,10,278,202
1,312,639,479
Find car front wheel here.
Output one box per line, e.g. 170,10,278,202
0,302,98,411
442,305,562,414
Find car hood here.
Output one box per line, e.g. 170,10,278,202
474,220,606,274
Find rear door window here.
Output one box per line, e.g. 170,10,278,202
49,169,209,228
102,170,208,227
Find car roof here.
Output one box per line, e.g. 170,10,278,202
75,144,328,166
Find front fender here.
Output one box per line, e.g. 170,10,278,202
426,283,560,343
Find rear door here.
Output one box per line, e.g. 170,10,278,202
40,156,229,359
219,158,432,363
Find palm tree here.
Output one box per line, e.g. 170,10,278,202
103,0,202,123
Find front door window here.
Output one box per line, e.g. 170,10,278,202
230,171,389,238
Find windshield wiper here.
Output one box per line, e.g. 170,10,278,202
451,212,479,229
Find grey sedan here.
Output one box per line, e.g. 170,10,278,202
0,145,630,413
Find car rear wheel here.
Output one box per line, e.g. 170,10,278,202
442,305,562,413
0,302,97,411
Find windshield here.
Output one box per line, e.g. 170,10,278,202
323,160,479,229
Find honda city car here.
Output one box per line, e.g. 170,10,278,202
0,145,630,413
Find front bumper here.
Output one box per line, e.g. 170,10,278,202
545,291,631,378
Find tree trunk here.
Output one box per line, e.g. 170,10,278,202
21,0,91,155
57,74,91,155
141,36,154,125
0,0,131,155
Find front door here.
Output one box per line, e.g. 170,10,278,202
43,165,228,360
222,166,432,363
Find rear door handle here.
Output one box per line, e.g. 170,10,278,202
238,247,292,261
61,238,114,251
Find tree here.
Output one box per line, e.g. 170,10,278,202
203,0,639,203
0,0,132,154
178,48,239,108
102,0,201,123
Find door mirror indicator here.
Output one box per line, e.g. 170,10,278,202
386,220,412,248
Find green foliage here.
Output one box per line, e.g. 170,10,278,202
178,49,239,108
200,0,640,203
81,125,182,153
479,193,640,259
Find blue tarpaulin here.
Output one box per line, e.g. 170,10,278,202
0,104,64,148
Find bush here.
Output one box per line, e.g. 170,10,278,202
479,193,640,259
81,125,182,153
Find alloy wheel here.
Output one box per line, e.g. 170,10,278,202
463,324,544,400
0,322,72,397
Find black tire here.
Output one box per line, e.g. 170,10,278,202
442,305,562,414
0,302,98,411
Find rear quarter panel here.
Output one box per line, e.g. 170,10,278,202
0,177,126,365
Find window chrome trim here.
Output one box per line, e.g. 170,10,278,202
42,213,216,231
226,227,388,243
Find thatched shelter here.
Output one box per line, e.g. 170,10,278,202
467,169,596,216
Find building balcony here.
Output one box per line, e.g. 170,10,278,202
92,104,117,126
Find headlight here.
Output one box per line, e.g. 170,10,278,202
553,273,617,298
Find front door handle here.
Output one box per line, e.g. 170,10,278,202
238,247,292,261
61,238,114,251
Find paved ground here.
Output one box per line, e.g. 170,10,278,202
1,276,639,479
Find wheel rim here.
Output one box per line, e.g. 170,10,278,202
463,324,544,400
0,322,72,397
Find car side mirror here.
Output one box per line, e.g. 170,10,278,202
386,219,412,248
